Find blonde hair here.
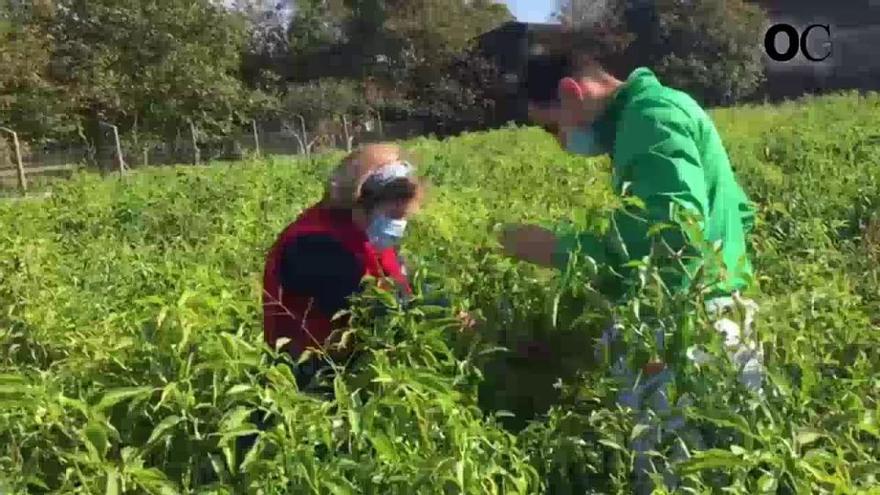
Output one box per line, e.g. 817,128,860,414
323,143,426,212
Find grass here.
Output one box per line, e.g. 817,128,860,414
1,91,880,493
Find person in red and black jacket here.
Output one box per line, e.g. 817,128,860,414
237,144,478,460
262,143,433,388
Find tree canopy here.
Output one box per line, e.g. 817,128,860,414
555,0,767,105
0,0,770,158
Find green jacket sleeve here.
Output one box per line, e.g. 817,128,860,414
553,102,709,273
736,183,756,236
552,221,608,270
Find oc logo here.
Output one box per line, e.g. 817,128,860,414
764,24,832,62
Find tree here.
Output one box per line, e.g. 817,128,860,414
281,78,368,153
649,0,766,105
282,0,513,129
37,0,265,165
362,0,512,128
382,0,512,84
415,47,501,133
554,0,634,31
283,78,367,125
0,0,72,142
229,1,289,117
233,0,293,58
0,0,521,160
555,0,767,106
288,0,350,56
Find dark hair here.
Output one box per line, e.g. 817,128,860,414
525,54,571,104
558,23,639,79
357,177,421,213
524,5,652,102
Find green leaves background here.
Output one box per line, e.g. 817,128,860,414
2,92,880,493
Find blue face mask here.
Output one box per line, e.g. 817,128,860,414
565,126,606,157
367,214,407,250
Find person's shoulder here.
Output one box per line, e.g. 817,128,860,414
616,94,698,147
279,233,364,282
283,233,353,260
624,86,701,127
612,87,704,162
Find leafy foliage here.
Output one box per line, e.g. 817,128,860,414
282,78,367,129
1,0,268,152
410,48,502,131
1,0,513,151
647,0,768,106
288,0,349,56
0,0,72,140
555,0,768,106
2,92,880,493
47,0,262,138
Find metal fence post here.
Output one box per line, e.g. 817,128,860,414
252,119,261,157
99,122,126,175
189,120,200,165
341,114,353,152
368,107,384,138
0,127,27,194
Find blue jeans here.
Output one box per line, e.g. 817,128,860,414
598,295,763,493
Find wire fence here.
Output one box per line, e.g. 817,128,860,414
0,118,430,194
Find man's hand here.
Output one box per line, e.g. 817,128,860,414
499,224,558,268
456,310,480,331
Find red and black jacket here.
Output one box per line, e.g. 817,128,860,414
262,203,412,357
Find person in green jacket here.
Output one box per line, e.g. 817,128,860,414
499,28,763,494
502,64,755,301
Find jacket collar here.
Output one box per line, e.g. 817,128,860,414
595,67,660,151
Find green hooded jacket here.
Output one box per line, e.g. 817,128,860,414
552,68,755,299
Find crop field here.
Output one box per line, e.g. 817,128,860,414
2,93,880,494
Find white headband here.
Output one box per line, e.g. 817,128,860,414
328,160,414,202
362,160,413,190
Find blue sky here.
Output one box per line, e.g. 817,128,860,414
501,0,558,24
